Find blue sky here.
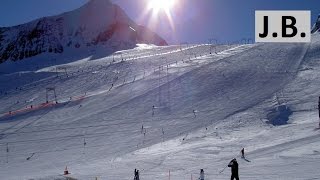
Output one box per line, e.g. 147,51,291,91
0,0,319,44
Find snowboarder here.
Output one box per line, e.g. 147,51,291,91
228,158,239,180
241,148,244,158
199,169,204,180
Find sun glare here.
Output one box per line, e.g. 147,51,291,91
148,0,175,13
139,0,177,32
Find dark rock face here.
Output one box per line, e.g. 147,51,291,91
0,18,64,62
0,0,167,63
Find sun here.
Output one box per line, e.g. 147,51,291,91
140,0,177,31
148,0,175,13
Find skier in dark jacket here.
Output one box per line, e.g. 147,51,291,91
136,170,140,180
318,96,320,127
199,169,204,180
134,169,138,180
241,148,245,158
228,158,239,180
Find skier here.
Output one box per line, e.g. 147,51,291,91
136,170,140,180
152,105,155,116
241,148,244,158
199,169,204,180
228,158,239,180
109,84,114,91
193,110,197,118
134,169,138,180
318,96,320,127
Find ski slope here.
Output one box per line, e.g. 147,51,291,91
0,35,320,179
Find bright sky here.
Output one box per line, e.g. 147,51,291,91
0,0,320,44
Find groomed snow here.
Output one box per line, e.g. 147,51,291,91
0,35,320,180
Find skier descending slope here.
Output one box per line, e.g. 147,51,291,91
241,148,245,158
228,158,239,180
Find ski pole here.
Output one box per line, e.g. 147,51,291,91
219,165,228,174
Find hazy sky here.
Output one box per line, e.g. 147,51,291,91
0,0,320,44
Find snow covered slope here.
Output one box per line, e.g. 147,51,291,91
0,34,320,179
0,0,167,64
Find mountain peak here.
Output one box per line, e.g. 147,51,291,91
0,0,167,64
86,0,112,8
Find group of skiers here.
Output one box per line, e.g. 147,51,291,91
198,148,244,180
133,149,245,179
197,158,239,180
133,159,241,180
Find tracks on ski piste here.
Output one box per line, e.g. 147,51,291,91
0,96,85,140
0,95,86,119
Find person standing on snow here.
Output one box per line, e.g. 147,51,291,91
152,105,155,116
228,158,239,180
193,110,197,118
241,148,245,158
199,169,204,180
134,169,138,180
136,170,140,180
318,96,320,127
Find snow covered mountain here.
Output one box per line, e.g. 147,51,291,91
2,2,320,179
0,0,167,63
1,34,320,179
